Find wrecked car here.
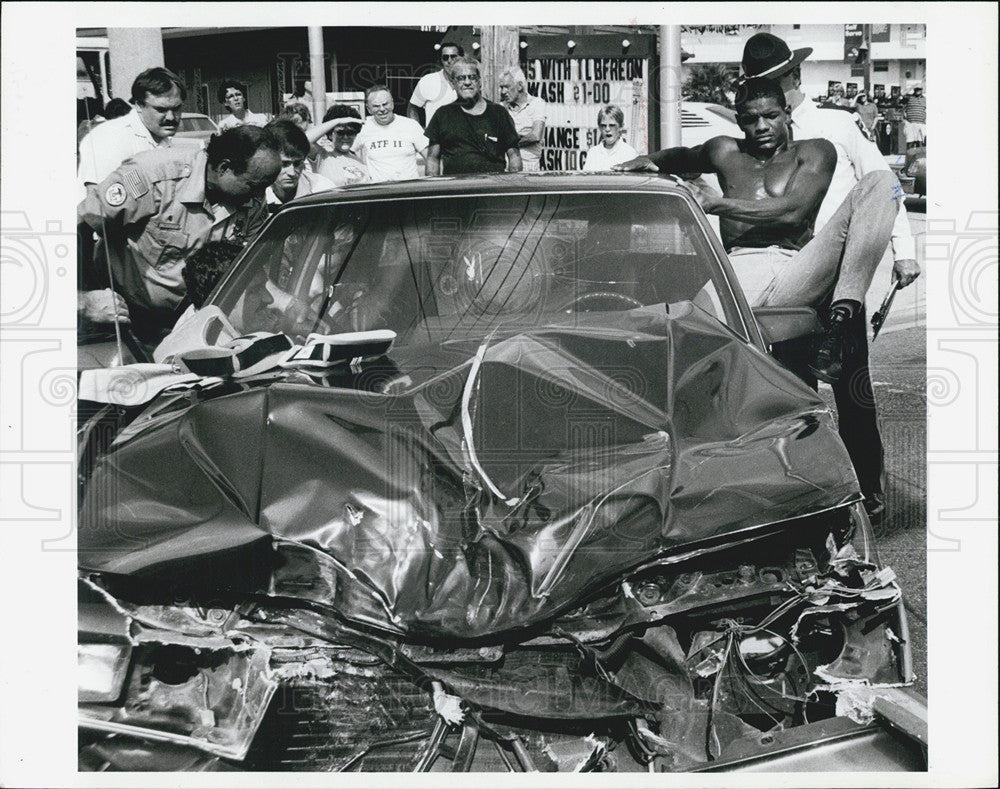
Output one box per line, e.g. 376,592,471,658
77,174,926,772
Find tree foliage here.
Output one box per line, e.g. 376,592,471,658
683,64,738,109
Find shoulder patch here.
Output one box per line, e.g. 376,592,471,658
104,183,127,206
121,168,149,199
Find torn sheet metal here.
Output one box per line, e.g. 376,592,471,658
81,305,859,638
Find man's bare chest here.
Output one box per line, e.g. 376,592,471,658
720,149,801,200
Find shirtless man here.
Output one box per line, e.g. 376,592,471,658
615,77,898,383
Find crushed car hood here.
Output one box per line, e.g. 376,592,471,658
81,304,860,638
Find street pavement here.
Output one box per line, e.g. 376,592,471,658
820,208,928,697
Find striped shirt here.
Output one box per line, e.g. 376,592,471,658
903,95,926,123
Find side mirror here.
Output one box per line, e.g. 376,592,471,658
753,306,823,346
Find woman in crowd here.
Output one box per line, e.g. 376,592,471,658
308,104,371,186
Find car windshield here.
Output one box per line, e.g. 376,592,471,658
178,116,217,132
215,191,745,347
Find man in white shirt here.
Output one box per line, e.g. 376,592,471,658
739,32,921,524
355,85,429,182
499,66,547,172
78,67,185,187
407,43,462,127
78,67,187,329
217,81,269,130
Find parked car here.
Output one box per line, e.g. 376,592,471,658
77,174,925,772
172,112,220,148
885,147,927,199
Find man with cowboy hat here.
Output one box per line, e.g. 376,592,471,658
738,31,920,526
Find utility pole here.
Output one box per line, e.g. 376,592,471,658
480,27,519,102
308,27,328,127
659,25,683,148
107,28,164,100
862,24,873,95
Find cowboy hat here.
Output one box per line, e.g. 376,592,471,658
741,32,813,80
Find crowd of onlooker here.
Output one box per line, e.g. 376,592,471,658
75,42,644,354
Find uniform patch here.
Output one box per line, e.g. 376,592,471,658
104,183,127,206
122,168,149,199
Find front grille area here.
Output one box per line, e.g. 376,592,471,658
243,667,437,771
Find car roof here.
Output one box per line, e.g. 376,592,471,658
289,172,696,207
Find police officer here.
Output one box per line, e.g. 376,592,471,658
79,125,281,345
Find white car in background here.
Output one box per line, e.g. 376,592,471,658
172,112,220,149
681,101,740,147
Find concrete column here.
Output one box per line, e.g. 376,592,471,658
308,26,328,124
658,25,683,148
107,28,164,100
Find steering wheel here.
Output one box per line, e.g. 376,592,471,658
562,291,644,313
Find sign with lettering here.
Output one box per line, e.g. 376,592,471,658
870,23,891,43
525,57,649,171
844,24,864,63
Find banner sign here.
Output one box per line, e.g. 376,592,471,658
890,85,901,99
828,80,844,97
873,84,886,98
844,24,864,62
525,57,649,171
845,83,859,98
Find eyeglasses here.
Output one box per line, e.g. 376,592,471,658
454,74,480,83
441,53,460,61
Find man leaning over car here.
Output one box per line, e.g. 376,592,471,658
78,125,281,351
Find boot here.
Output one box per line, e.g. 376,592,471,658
809,311,850,384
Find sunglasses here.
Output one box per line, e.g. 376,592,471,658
441,53,460,60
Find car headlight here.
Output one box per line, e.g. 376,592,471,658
78,642,131,703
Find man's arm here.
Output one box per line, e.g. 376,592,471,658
614,138,721,175
518,118,545,147
506,148,523,173
407,104,424,125
425,144,442,176
78,163,158,233
705,139,837,225
839,116,920,286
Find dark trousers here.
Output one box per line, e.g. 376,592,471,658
773,307,884,498
833,307,885,497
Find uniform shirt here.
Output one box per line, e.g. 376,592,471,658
353,115,429,182
78,107,171,186
266,168,337,210
217,110,269,130
582,138,638,171
504,93,548,163
78,146,269,321
790,99,916,262
409,70,456,126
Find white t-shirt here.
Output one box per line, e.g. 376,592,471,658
78,108,171,186
353,115,429,182
581,138,638,171
217,111,269,131
316,152,371,187
409,70,456,125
